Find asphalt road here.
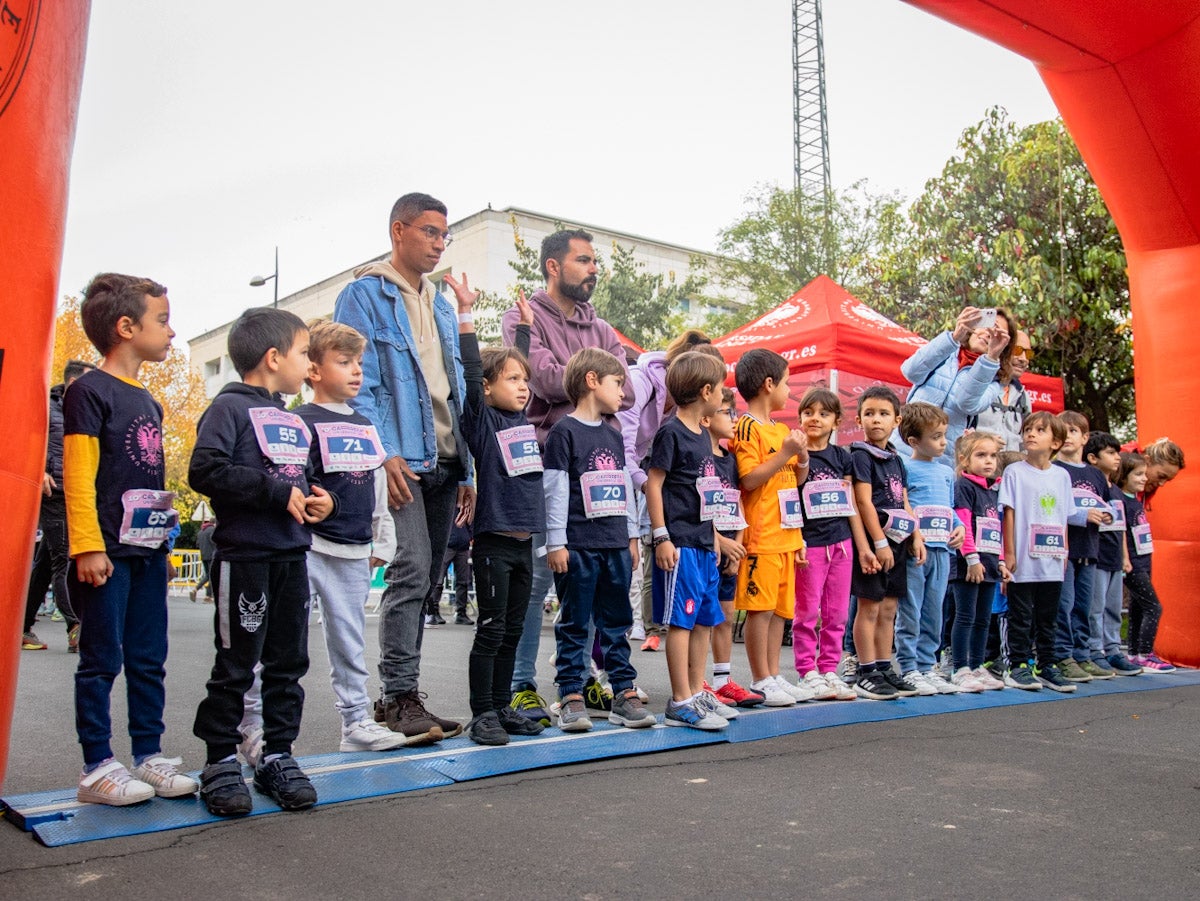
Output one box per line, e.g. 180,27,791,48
3,592,1199,898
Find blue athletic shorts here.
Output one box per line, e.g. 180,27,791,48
653,546,724,631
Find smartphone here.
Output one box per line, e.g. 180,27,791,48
975,307,997,329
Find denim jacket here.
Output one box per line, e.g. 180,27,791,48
333,273,471,482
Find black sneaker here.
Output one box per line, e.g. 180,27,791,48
199,760,253,817
1037,663,1078,693
467,710,509,746
854,672,899,700
496,705,545,735
374,693,445,746
454,612,475,626
881,668,918,697
1003,663,1042,690
253,754,317,810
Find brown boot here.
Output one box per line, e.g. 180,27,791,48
374,692,444,746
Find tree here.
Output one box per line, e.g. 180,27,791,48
51,296,212,542
862,108,1132,432
708,181,906,336
590,242,701,351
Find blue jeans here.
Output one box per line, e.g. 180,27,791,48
896,546,948,672
1054,559,1096,662
512,532,556,692
1092,568,1124,658
553,547,635,697
73,553,168,766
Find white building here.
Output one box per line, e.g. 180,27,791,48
189,206,745,397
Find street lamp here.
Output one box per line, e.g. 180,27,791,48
250,245,279,307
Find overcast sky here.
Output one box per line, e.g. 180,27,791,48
58,1,1058,348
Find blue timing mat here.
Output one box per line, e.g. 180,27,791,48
4,669,1198,847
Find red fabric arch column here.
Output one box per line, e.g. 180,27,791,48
907,1,1200,665
0,1,91,787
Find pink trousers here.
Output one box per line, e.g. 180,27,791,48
792,539,853,675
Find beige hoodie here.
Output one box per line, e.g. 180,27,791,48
355,261,457,459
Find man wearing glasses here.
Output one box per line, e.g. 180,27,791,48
334,192,474,744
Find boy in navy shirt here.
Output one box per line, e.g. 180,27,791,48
1051,411,1114,682
647,352,737,730
544,348,654,732
447,277,550,746
64,273,197,806
190,307,334,816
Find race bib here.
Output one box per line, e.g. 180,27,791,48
777,487,804,529
915,505,955,545
495,424,543,477
580,470,627,519
696,476,727,522
801,479,854,519
882,508,916,543
1029,523,1067,560
1132,522,1153,556
314,421,386,473
1072,487,1105,513
712,487,748,532
1099,501,1126,533
119,489,178,548
249,407,311,466
975,516,1002,555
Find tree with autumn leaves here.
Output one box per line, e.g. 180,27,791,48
52,294,210,545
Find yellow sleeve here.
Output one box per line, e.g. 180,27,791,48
63,433,105,557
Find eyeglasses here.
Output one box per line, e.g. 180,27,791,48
1011,346,1035,361
402,222,453,246
714,407,736,418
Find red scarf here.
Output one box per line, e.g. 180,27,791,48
957,347,981,369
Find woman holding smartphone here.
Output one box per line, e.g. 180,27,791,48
896,306,1013,466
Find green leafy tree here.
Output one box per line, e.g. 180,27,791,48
862,107,1132,432
708,181,906,335
590,242,702,351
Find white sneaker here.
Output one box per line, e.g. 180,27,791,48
77,760,155,806
697,690,740,720
629,623,646,642
972,666,1006,690
922,669,961,694
750,677,796,707
772,674,815,702
952,666,986,693
132,755,199,798
836,653,858,684
341,718,409,752
802,670,837,701
823,671,858,701
899,670,938,697
238,725,265,768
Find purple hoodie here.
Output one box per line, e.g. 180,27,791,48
616,351,669,490
501,289,635,444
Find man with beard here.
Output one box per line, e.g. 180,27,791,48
333,192,474,744
500,229,635,723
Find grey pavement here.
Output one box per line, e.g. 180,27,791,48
3,590,1199,898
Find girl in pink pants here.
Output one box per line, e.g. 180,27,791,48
792,388,869,701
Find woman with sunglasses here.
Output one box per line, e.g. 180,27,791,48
969,329,1034,453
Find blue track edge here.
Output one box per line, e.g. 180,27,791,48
3,669,1197,846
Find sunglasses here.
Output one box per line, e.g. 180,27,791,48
1011,346,1035,361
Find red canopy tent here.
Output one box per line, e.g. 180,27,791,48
714,275,1064,443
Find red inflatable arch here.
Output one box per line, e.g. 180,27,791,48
0,2,91,785
905,1,1200,667
3,2,1199,785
